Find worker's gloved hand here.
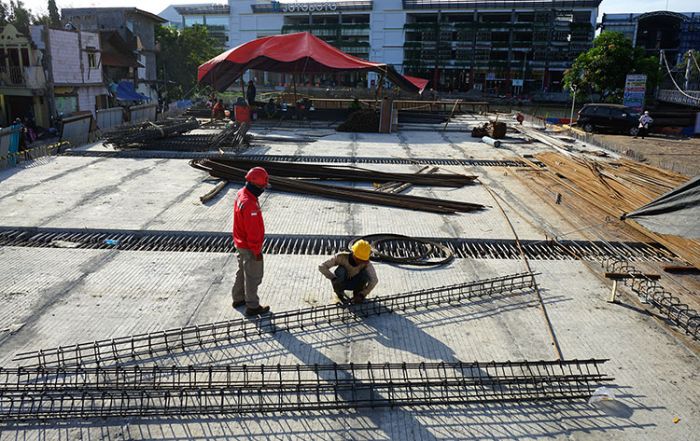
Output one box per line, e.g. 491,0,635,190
254,253,263,261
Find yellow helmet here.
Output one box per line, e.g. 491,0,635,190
351,240,372,261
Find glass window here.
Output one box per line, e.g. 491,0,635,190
205,15,228,27
184,15,205,27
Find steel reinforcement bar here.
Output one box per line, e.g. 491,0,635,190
0,359,610,420
0,227,676,263
603,258,700,339
61,150,529,167
13,273,536,368
0,359,607,392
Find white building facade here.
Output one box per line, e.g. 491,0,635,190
167,1,603,93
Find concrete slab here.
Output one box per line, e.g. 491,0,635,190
0,248,696,440
0,125,697,440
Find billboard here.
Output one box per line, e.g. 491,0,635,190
623,74,647,111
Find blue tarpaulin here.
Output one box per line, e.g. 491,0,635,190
115,81,150,102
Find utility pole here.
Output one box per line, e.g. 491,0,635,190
569,83,577,126
684,50,692,91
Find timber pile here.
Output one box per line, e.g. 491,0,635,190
535,152,699,268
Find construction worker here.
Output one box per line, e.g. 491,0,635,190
318,240,378,304
232,167,270,316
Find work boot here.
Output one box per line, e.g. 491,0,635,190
245,305,271,316
352,293,366,304
232,300,246,309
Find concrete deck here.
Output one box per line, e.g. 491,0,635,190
0,126,698,440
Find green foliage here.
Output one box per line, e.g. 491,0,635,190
156,24,220,100
0,1,8,26
48,0,60,27
8,0,31,34
563,31,660,102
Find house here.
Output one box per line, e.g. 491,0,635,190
30,26,109,118
61,8,167,102
0,24,48,127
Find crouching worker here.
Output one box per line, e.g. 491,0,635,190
318,240,378,304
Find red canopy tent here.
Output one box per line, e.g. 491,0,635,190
403,75,429,94
198,32,421,93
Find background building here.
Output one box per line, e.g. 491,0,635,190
159,3,230,48
205,0,600,94
30,26,108,118
0,24,47,127
600,11,700,65
62,8,166,101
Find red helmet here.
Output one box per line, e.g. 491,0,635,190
245,167,269,187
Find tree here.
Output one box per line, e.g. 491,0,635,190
0,1,9,26
155,25,220,100
563,31,660,102
48,0,59,27
8,0,31,34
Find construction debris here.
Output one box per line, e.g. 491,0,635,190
471,121,507,139
191,159,485,214
482,136,502,148
102,118,250,151
337,110,380,132
102,118,200,148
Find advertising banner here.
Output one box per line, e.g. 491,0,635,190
623,74,647,111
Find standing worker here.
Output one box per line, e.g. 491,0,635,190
635,110,653,139
232,167,271,316
211,99,225,120
318,240,378,304
246,80,257,106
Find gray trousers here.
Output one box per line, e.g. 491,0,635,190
232,248,263,308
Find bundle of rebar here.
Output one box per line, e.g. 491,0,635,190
13,273,535,368
208,159,477,187
191,159,485,214
103,118,200,148
0,359,611,420
534,152,699,269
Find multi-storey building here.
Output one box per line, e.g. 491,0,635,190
158,3,231,48
158,0,601,93
30,26,109,118
61,8,166,101
600,11,700,65
0,24,48,127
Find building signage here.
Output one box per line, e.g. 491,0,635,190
271,1,337,12
622,74,647,112
512,79,524,87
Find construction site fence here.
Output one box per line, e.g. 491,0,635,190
0,124,21,169
61,113,94,147
129,104,157,124
96,107,124,132
276,96,490,113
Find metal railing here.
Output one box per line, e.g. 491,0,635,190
0,65,25,86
